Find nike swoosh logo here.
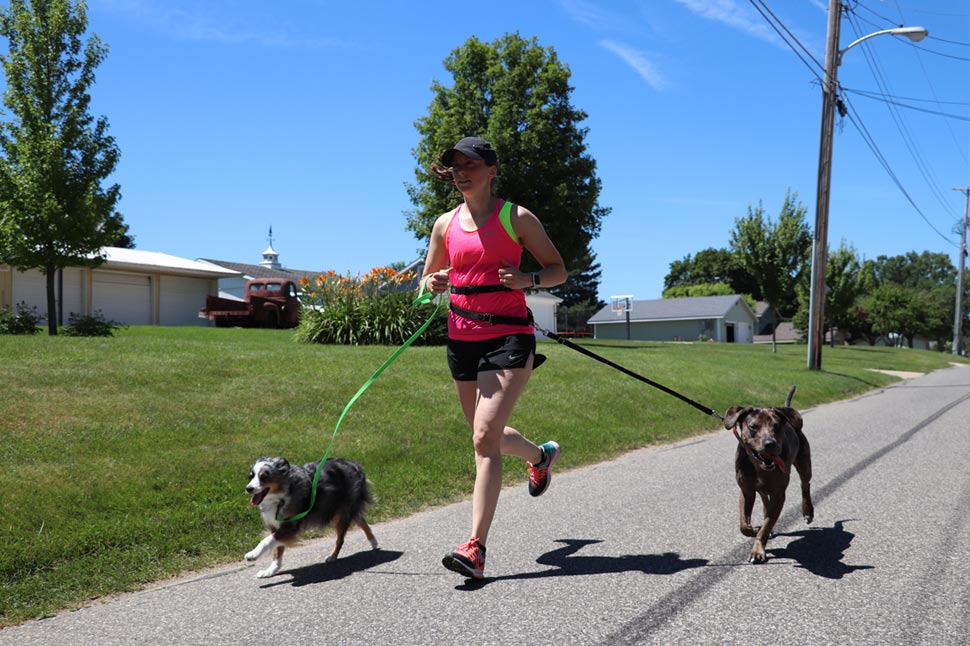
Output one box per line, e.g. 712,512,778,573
509,353,524,362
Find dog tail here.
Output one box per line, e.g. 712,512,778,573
785,386,796,407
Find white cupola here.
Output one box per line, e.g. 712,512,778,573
260,226,281,269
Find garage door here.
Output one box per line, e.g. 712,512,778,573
160,275,210,326
10,268,48,313
10,267,89,324
92,271,153,325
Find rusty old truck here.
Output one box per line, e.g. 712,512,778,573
199,279,301,328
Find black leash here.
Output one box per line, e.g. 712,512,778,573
534,323,724,422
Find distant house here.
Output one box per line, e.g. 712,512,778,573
198,240,320,301
587,295,757,343
1,247,239,326
752,301,801,344
754,321,801,344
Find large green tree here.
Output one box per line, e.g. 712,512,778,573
865,251,959,349
870,251,956,290
664,246,761,299
729,189,811,351
793,240,871,343
864,283,921,347
406,32,609,306
0,0,121,335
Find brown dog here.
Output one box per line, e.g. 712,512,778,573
723,387,814,564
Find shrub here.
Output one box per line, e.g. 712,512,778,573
296,267,447,345
0,302,42,335
62,310,124,337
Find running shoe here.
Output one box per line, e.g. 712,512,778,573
442,537,486,579
528,441,560,497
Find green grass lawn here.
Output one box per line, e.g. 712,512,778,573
1,326,966,625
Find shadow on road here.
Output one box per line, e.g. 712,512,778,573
456,538,708,590
768,519,873,579
259,548,404,588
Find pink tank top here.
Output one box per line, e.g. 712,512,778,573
445,199,533,341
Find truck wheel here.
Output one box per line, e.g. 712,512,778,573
263,310,279,329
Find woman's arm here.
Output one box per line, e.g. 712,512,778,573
419,213,453,295
503,205,567,289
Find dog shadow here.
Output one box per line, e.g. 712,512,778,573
768,519,874,579
457,538,708,590
259,548,404,589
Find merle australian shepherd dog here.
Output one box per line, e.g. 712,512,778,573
244,456,378,578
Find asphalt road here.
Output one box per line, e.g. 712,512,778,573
3,364,968,646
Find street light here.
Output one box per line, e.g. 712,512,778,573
837,27,929,65
806,0,928,370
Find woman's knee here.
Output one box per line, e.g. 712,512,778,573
472,424,503,456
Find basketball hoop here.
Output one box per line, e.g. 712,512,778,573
611,295,632,317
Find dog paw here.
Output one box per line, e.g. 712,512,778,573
256,564,280,578
244,550,259,562
369,538,379,550
748,550,767,564
324,555,337,563
740,526,758,538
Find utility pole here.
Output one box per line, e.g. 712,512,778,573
953,187,969,356
805,7,927,369
807,0,842,370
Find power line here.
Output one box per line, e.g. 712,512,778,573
746,0,823,81
907,42,970,62
886,0,970,168
747,1,965,246
927,35,970,47
840,87,968,105
844,9,961,220
841,94,957,248
842,88,970,121
853,1,970,58
887,4,970,17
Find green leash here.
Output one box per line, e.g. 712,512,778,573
276,286,441,523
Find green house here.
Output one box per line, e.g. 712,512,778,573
588,295,757,343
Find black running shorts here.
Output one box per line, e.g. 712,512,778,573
447,334,537,381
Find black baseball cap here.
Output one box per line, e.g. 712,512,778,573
441,137,498,167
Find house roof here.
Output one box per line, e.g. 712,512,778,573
527,291,563,304
588,294,755,324
754,301,774,317
753,321,802,344
101,248,240,278
197,259,319,281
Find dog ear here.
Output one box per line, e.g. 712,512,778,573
272,457,291,473
723,406,750,429
778,407,803,431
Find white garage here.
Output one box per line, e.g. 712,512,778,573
159,275,213,326
1,247,239,327
526,290,563,338
92,271,153,326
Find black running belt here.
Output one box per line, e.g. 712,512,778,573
449,303,533,327
450,284,512,295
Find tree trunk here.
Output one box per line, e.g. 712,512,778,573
45,267,58,336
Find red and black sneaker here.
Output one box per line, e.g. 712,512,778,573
528,441,560,497
442,536,486,579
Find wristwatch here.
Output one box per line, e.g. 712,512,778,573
532,272,541,287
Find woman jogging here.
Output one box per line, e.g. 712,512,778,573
419,136,568,579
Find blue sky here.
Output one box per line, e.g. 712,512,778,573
52,0,970,300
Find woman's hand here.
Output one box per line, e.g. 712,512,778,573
498,263,531,289
424,267,452,295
